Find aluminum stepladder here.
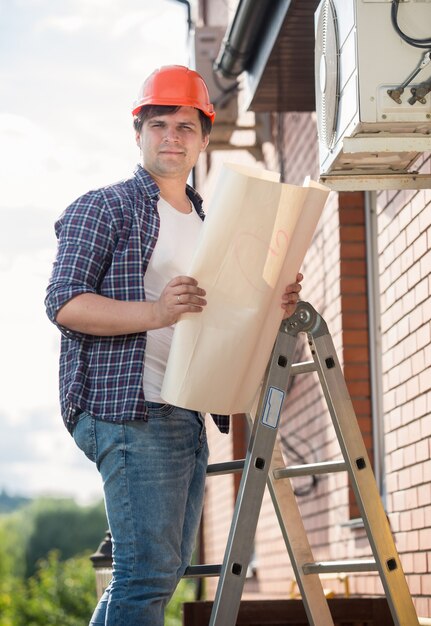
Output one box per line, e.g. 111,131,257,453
185,301,420,626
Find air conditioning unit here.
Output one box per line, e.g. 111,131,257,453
315,0,431,178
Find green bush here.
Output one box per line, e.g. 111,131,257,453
0,498,198,625
166,579,197,626
11,551,96,626
0,497,104,625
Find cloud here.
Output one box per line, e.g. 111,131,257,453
0,409,102,503
36,14,87,32
0,113,138,211
0,206,56,258
0,114,63,209
32,0,186,42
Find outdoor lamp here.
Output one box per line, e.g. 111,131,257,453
90,530,113,599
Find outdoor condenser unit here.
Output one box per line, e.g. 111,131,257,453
315,0,431,178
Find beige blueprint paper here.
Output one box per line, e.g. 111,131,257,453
161,163,330,415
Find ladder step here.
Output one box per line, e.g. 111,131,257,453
183,564,222,578
291,360,317,375
207,459,245,476
303,559,378,574
273,460,346,479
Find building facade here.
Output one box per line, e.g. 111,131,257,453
192,0,431,618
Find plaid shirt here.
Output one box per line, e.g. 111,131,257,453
45,165,230,435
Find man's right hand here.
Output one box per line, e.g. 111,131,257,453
152,275,207,327
56,276,207,336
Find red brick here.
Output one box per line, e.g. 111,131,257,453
339,225,365,243
341,258,367,277
347,379,371,396
343,329,369,346
342,313,369,329
340,278,367,295
349,398,371,416
343,346,370,362
344,362,370,378
340,241,366,259
338,191,365,211
341,294,368,311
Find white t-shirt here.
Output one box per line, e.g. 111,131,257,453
143,196,203,402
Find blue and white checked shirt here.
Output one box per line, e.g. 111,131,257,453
45,164,230,435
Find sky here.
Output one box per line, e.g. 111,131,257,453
0,0,190,504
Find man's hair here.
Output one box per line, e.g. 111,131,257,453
133,105,212,137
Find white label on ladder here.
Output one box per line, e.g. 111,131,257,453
262,387,285,429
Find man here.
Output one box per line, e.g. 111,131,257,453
45,65,302,625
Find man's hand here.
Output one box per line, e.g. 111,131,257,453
152,275,207,327
56,276,207,336
281,272,303,319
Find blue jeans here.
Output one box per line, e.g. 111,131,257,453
73,403,209,626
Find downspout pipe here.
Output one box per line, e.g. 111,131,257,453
213,0,276,79
171,0,195,187
364,191,385,504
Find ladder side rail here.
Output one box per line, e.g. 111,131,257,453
209,325,297,626
263,433,335,626
309,327,420,626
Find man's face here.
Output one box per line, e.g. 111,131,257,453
136,106,209,181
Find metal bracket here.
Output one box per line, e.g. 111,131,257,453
320,172,431,191
284,301,329,339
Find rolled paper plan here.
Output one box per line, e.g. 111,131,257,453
161,163,330,415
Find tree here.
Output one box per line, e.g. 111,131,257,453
23,498,107,577
0,490,30,514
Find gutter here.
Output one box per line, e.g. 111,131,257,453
213,0,277,79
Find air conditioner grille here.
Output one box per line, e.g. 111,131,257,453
315,0,340,150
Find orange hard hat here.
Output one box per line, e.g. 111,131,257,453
132,65,215,123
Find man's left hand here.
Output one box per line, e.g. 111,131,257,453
281,272,303,319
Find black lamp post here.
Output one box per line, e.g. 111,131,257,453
90,530,113,599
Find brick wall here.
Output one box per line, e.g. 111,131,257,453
376,154,431,617
200,114,431,616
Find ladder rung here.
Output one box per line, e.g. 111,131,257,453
303,559,378,574
183,564,222,578
273,460,346,479
207,460,245,476
291,360,316,375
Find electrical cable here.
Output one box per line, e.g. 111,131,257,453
391,0,431,49
211,67,239,108
278,430,319,497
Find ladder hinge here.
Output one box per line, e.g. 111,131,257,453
284,302,329,339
